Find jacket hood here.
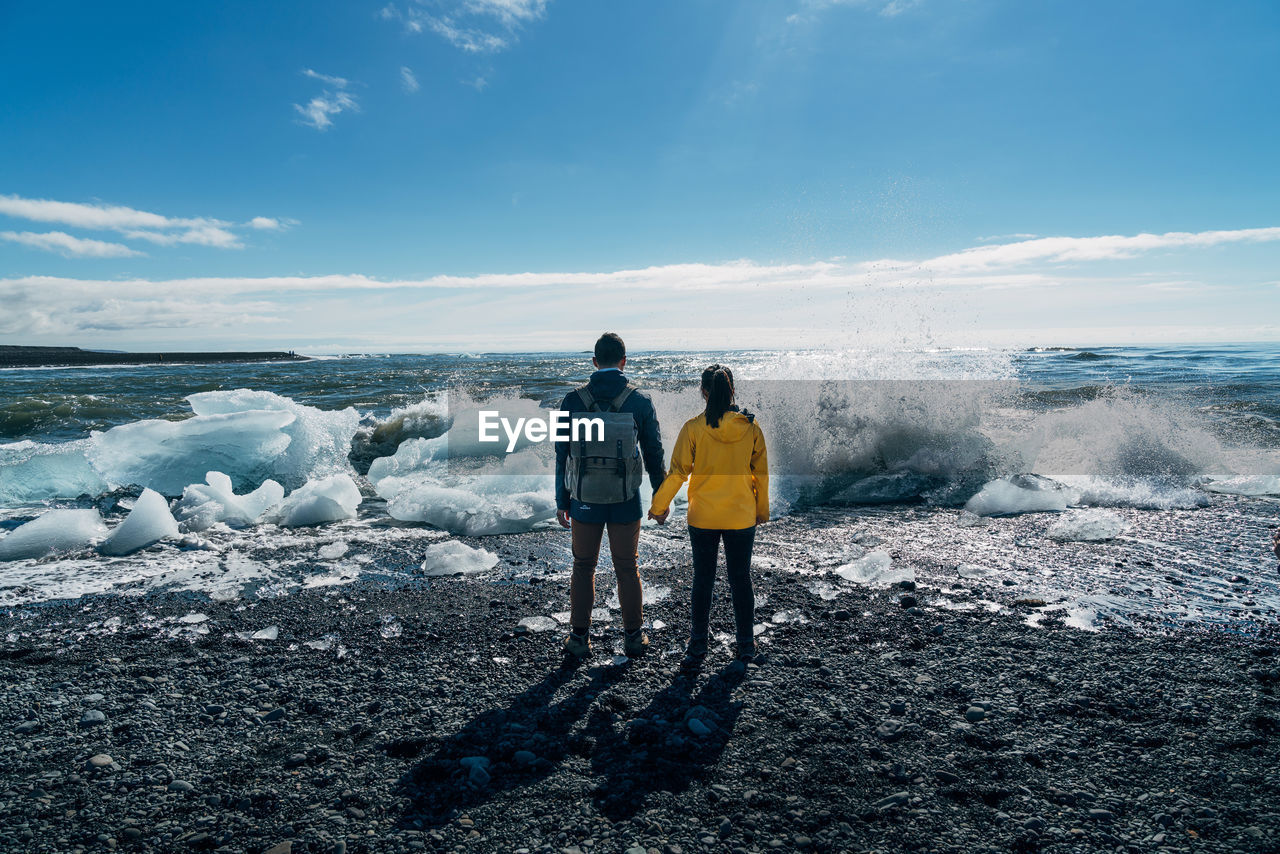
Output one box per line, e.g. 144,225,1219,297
701,409,755,442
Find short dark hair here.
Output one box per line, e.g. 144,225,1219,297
594,332,626,366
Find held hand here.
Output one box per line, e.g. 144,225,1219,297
648,509,669,525
557,509,572,529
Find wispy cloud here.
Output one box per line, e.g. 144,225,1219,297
0,193,285,253
0,230,144,258
294,68,358,130
400,66,420,93
382,0,548,54
4,225,1275,347
918,227,1280,272
789,0,922,24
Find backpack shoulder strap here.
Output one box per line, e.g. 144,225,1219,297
575,384,599,412
607,387,634,413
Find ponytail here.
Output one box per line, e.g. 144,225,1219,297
701,364,735,428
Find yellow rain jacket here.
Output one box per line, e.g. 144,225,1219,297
650,409,769,530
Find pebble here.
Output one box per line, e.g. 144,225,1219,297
872,791,909,810
889,698,907,716
964,705,986,722
87,754,113,769
167,780,194,793
79,710,106,727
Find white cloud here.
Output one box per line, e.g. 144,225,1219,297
303,69,349,87
4,225,1276,348
383,0,548,54
400,66,420,93
0,230,144,258
0,193,283,253
294,69,358,130
791,0,922,22
249,217,282,230
918,227,1280,272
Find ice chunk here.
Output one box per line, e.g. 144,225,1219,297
186,390,360,488
1200,475,1280,496
236,625,279,641
100,488,180,556
964,474,1077,516
174,471,285,532
0,509,108,561
0,439,109,504
1046,509,1128,542
367,412,559,535
379,615,403,638
270,474,361,527
88,409,295,496
518,616,558,632
420,540,499,576
956,563,995,579
385,482,557,536
834,550,913,587
318,540,349,559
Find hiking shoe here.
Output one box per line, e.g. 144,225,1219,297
680,636,708,669
623,629,649,658
563,631,590,659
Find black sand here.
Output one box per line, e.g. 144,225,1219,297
2,520,1278,854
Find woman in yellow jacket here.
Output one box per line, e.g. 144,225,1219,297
649,364,768,663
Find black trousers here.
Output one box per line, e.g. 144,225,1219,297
688,525,756,646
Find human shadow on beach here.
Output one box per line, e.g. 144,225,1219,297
585,660,747,822
394,656,630,827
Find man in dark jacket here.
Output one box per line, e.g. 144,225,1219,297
555,332,665,658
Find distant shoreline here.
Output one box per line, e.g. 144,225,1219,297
0,345,309,369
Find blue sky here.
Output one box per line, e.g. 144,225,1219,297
1,0,1278,351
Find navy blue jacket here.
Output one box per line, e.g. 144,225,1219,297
554,369,666,523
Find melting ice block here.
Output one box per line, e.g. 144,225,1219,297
964,474,1078,516
100,488,180,555
1200,475,1280,497
0,439,110,504
270,474,362,527
186,390,360,489
834,550,913,587
420,540,499,576
0,509,108,561
174,471,285,532
1046,509,1128,542
367,407,559,535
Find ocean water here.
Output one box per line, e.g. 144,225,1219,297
1,345,1278,630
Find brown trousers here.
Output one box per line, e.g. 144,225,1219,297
570,519,643,632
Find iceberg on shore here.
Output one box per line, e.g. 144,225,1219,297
1046,509,1128,542
100,488,180,555
174,472,285,532
420,540,499,576
964,474,1078,516
0,509,108,561
269,474,362,527
0,390,361,504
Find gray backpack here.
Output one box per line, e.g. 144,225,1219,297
565,384,644,504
